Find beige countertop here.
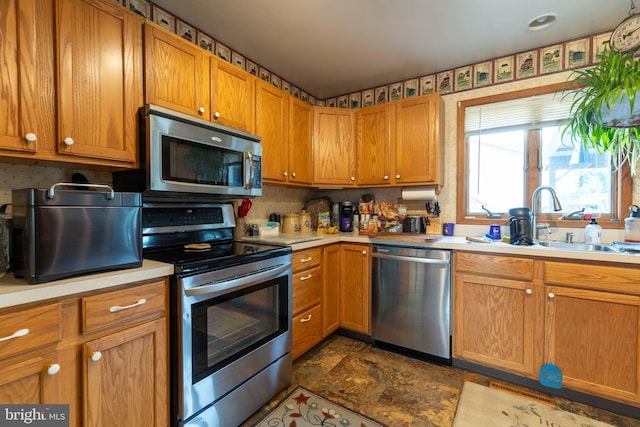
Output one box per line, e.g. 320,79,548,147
241,233,640,265
0,259,174,309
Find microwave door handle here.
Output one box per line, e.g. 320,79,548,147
244,151,254,190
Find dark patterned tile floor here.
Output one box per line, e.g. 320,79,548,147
242,334,640,426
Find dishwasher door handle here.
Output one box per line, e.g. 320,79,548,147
372,252,449,265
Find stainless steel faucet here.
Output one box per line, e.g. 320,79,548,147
531,186,562,240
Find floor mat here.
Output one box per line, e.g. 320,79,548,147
453,381,615,427
252,385,386,427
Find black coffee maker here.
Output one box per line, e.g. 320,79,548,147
508,207,533,245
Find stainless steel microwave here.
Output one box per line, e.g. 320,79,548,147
114,105,262,198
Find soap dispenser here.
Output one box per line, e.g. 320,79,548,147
584,218,602,244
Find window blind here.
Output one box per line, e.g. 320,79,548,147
465,92,574,133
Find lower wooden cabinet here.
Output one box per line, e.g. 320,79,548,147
322,244,341,336
0,278,169,427
339,243,371,334
291,248,323,359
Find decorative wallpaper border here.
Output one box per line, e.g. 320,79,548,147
114,0,612,109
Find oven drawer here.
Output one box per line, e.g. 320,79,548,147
0,303,61,360
292,248,321,273
292,304,322,359
81,280,166,334
292,265,322,315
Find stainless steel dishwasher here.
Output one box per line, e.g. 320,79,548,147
371,243,451,364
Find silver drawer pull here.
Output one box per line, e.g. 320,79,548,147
299,274,313,281
0,328,29,342
300,257,313,263
109,298,147,313
300,315,312,323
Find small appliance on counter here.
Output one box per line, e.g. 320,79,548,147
508,207,533,245
403,214,429,233
11,183,142,284
340,201,354,232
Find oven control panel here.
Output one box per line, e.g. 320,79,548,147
142,203,235,233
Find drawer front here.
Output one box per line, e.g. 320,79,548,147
0,303,61,360
292,265,322,315
544,261,640,295
455,252,534,281
292,304,322,359
292,248,322,273
82,280,166,334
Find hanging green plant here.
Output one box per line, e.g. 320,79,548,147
562,46,640,174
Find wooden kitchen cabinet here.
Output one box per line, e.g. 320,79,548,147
543,261,640,405
453,252,542,377
291,248,323,359
144,22,210,119
356,104,394,186
56,0,142,166
0,278,169,427
287,96,314,185
210,57,255,132
313,107,357,186
322,244,341,336
256,79,290,184
0,0,55,157
340,243,371,334
395,93,444,185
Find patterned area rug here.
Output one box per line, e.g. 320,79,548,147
253,386,386,427
453,381,615,427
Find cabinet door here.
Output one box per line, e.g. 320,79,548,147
340,243,370,334
357,104,393,186
256,79,289,183
453,273,539,377
144,23,209,119
313,107,356,186
83,318,167,427
57,0,141,165
545,286,640,405
288,96,314,185
0,0,54,154
210,58,255,132
322,244,341,336
0,352,62,404
395,94,443,184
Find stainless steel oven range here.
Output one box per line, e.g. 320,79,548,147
141,199,292,426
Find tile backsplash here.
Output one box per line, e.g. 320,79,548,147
0,162,112,207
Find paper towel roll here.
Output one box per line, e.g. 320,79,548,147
401,186,438,201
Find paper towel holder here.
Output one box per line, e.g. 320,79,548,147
400,185,441,201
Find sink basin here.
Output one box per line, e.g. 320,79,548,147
535,241,619,252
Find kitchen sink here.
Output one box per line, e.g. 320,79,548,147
534,241,619,252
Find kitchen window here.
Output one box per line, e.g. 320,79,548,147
457,83,631,227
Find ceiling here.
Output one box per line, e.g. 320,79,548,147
151,0,633,100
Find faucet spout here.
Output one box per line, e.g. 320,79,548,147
531,186,562,240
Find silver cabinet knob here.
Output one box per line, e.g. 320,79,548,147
291,172,296,178
526,288,533,295
351,176,355,181
383,175,389,180
197,107,206,115
47,364,61,376
396,174,401,179
63,137,74,146
362,250,367,255
25,133,37,142
283,171,288,177
548,292,555,299
90,351,102,362
213,111,220,119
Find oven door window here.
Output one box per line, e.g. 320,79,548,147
162,135,244,187
191,276,288,383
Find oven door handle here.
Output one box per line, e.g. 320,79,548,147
184,263,290,297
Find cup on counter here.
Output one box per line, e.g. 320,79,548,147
489,224,501,239
443,222,454,236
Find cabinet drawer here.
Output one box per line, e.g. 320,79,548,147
82,280,166,334
292,266,322,315
292,304,322,359
0,303,61,360
544,261,640,295
455,252,534,281
292,248,322,273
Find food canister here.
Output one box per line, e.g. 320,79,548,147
625,204,640,242
300,210,313,233
282,212,301,234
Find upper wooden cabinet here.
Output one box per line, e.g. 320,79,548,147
357,104,394,186
256,79,290,183
287,96,314,185
57,0,142,165
210,57,255,132
313,107,356,186
0,0,55,155
395,93,444,185
144,22,210,119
